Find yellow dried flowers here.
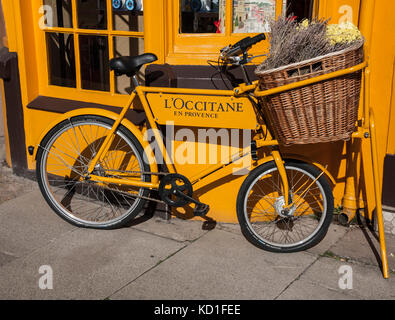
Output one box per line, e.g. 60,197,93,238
326,22,362,45
297,20,362,46
299,19,309,29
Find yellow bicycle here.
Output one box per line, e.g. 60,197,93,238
36,34,337,253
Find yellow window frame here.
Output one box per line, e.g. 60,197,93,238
35,0,144,106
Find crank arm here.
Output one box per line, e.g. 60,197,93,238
175,190,210,217
175,190,203,207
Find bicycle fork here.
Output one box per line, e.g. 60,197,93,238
271,148,326,216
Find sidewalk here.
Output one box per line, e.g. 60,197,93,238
0,97,394,300
0,185,394,300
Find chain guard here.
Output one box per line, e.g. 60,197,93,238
158,174,193,207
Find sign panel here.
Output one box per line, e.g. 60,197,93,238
146,93,259,129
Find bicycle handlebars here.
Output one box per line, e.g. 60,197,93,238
220,33,266,62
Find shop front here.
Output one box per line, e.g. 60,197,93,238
0,0,394,231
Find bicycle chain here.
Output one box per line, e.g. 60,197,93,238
101,169,171,205
103,169,170,176
101,184,166,205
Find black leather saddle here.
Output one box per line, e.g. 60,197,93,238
110,53,158,77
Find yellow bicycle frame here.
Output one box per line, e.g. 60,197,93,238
87,61,367,209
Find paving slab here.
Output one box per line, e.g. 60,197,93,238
111,229,317,300
298,256,395,299
131,217,209,242
0,251,16,267
0,190,76,258
306,223,349,256
0,227,185,300
216,222,243,236
329,225,395,272
276,278,357,300
0,164,37,204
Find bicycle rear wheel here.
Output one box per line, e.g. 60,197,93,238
236,160,334,252
36,115,150,229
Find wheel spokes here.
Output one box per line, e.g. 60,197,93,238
42,121,146,225
245,166,327,247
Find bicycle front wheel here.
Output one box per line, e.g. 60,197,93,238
236,160,334,252
36,115,150,229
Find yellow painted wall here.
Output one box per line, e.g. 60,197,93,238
318,0,360,25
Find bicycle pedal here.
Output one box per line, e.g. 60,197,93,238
193,203,210,217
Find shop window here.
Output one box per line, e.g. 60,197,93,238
233,0,277,33
180,0,224,33
79,35,110,91
46,32,76,88
284,0,314,21
41,0,144,96
178,0,314,36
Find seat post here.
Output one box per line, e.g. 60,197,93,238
132,75,140,88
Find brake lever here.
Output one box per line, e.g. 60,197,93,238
220,45,231,53
246,54,269,63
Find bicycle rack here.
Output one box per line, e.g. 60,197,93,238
347,66,389,279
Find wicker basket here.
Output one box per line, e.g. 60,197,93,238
255,41,364,146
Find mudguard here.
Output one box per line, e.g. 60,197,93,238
255,154,336,186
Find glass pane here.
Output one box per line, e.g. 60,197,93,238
180,0,225,33
113,36,145,94
79,35,110,91
43,0,73,28
285,0,314,21
77,0,107,29
46,32,76,88
112,0,144,32
233,0,276,33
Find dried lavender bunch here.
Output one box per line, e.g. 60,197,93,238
257,16,363,73
261,16,299,70
259,16,333,71
293,19,333,63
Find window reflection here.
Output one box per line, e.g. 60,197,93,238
79,35,110,91
46,33,76,88
233,0,276,33
77,0,107,30
112,0,143,11
285,0,314,21
43,0,73,28
112,1,144,33
113,36,145,94
180,0,225,33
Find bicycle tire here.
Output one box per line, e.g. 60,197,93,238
36,115,151,229
236,160,334,252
